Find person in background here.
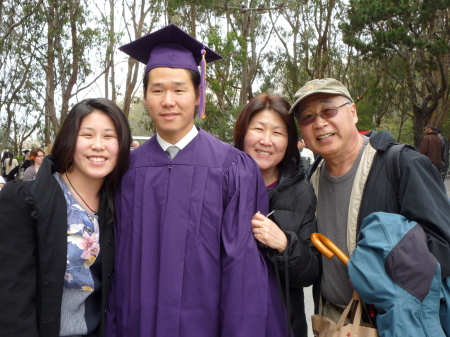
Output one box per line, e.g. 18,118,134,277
106,24,287,337
4,152,19,181
0,98,132,337
437,127,449,180
289,78,450,321
234,93,320,337
0,175,5,190
1,151,8,178
297,138,315,173
419,125,443,171
23,148,45,181
130,140,140,150
7,150,31,182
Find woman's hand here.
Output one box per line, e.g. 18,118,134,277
251,211,288,253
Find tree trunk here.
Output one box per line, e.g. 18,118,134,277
412,108,426,149
60,1,80,125
45,0,58,143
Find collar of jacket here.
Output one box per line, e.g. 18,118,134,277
308,130,397,181
308,131,402,255
29,155,63,212
267,153,305,197
29,155,108,219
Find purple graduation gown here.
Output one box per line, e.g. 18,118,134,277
106,129,289,336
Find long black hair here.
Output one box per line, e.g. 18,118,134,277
7,152,14,166
52,98,132,224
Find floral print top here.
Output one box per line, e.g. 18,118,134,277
56,173,100,292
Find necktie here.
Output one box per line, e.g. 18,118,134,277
165,145,180,160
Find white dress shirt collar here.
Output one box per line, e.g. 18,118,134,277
156,125,199,152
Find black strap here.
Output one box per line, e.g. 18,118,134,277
271,253,290,337
283,250,291,332
385,144,406,206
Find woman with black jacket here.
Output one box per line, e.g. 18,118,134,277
234,93,320,337
7,150,31,181
0,98,131,337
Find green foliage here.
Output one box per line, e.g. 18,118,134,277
2,0,450,146
342,0,450,59
441,118,450,139
120,97,155,137
379,114,415,144
341,0,450,147
196,101,241,143
355,100,380,131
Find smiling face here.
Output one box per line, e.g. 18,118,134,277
71,110,119,183
144,67,199,144
243,109,288,177
297,93,359,161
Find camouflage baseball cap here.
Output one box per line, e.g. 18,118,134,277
289,78,353,114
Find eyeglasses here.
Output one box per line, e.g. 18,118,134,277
297,102,351,126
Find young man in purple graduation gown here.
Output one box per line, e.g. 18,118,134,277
106,24,290,337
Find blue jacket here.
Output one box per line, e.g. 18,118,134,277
348,212,446,337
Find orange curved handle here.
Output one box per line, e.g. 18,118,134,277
310,233,349,265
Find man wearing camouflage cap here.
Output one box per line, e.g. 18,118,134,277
289,78,450,321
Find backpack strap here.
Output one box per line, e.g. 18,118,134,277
385,144,406,206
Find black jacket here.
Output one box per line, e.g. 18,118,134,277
7,158,31,181
309,131,450,310
0,156,114,337
266,154,320,337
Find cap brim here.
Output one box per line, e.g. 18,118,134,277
289,89,353,114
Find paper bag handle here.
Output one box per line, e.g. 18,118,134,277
333,298,362,336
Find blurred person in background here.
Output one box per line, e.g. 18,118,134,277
4,152,19,181
419,125,443,171
297,138,315,173
23,148,45,181
7,150,31,182
130,141,140,150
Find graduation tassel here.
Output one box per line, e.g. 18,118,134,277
198,47,207,119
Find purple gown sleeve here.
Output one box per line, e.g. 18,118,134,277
220,153,286,336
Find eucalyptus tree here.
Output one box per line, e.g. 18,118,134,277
167,0,276,106
259,0,352,101
37,0,114,143
11,102,42,155
94,0,125,103
0,0,43,153
119,0,164,117
341,0,450,147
